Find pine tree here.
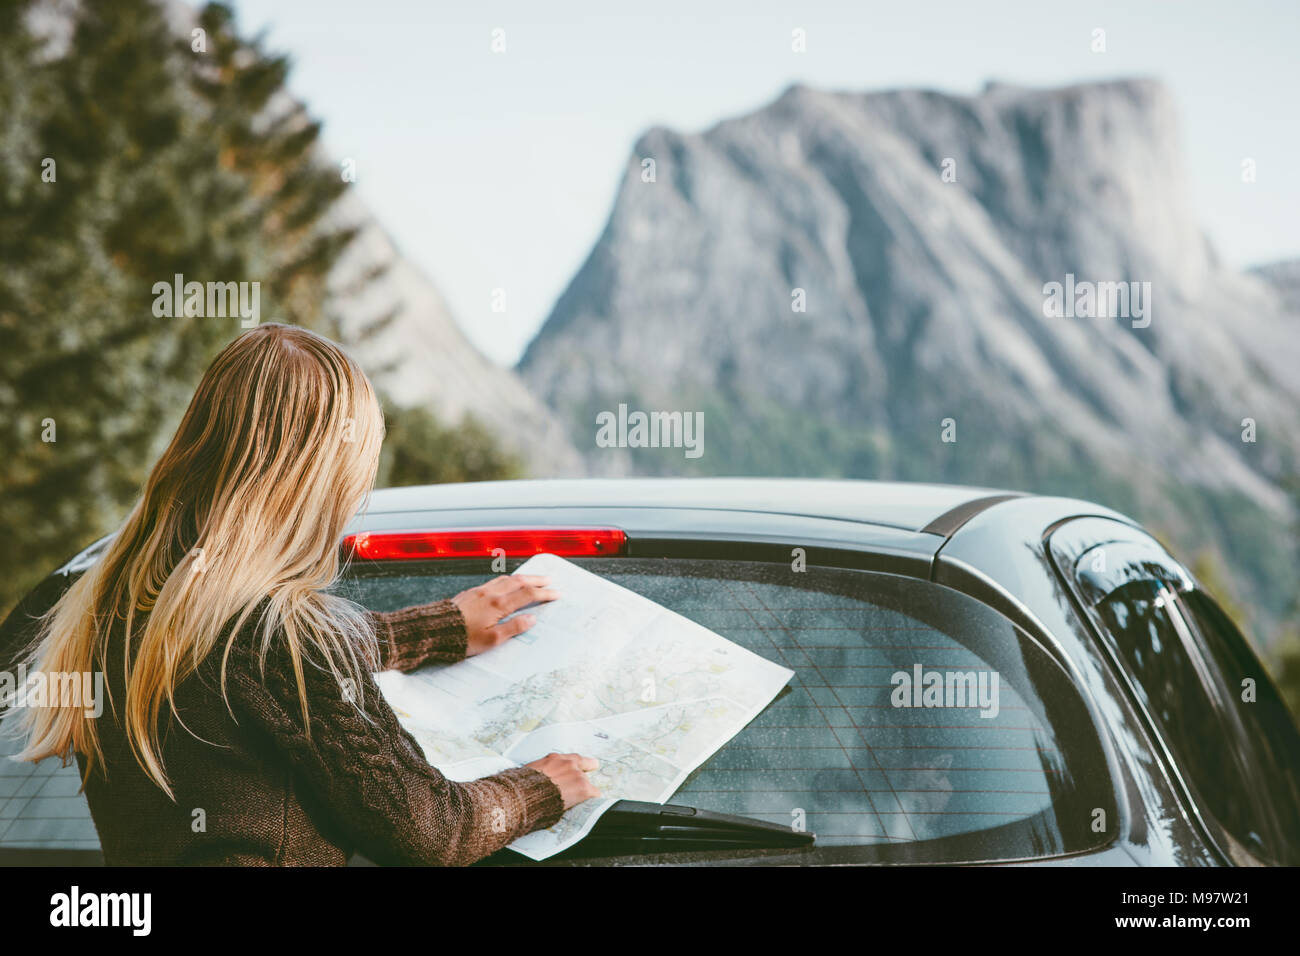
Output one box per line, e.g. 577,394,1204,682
1,0,208,614
0,0,512,615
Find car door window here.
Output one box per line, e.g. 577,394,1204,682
1060,528,1300,865
1178,590,1300,853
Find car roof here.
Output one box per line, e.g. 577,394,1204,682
362,478,1017,535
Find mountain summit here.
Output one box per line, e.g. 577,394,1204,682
518,78,1300,623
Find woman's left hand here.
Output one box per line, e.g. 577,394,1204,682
451,574,559,656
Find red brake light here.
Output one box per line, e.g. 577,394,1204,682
342,528,628,561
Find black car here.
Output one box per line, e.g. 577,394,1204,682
3,478,1298,866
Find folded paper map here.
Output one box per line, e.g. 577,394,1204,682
374,552,795,860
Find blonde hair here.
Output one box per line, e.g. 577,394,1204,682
12,324,385,797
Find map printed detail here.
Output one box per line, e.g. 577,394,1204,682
375,553,794,860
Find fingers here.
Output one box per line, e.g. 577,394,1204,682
489,613,537,643
550,752,598,772
502,574,551,588
528,753,602,807
560,753,601,798
498,586,560,617
485,574,550,593
484,575,559,617
545,752,600,773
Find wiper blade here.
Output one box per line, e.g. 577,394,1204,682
585,800,815,851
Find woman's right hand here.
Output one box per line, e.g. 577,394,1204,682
525,752,601,809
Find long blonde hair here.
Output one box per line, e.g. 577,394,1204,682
12,323,386,797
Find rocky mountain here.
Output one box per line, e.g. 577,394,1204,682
519,78,1300,626
327,189,584,476
1251,259,1300,314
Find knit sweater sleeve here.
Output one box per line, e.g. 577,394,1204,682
221,628,566,866
366,599,468,672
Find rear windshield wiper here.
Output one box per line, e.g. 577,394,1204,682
583,800,815,852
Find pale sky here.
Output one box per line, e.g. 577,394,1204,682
231,0,1300,366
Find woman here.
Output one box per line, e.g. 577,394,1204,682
12,323,600,865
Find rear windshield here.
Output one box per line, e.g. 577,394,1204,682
339,557,1115,863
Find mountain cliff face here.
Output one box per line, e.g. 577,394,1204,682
1251,259,1300,314
328,190,584,475
519,78,1300,623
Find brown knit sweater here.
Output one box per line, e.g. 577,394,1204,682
77,600,566,866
